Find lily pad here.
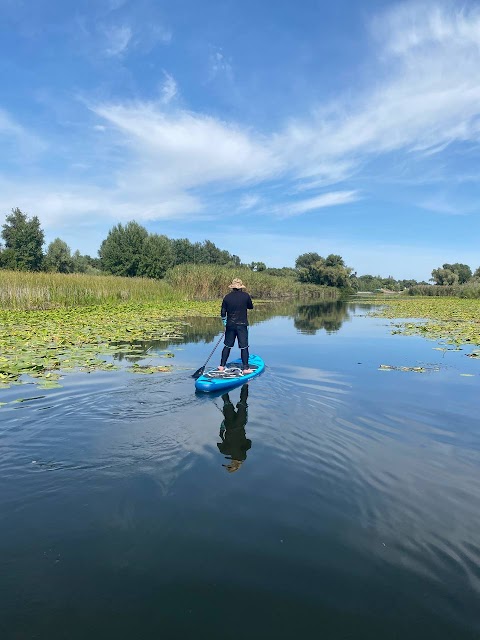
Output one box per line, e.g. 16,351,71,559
128,364,173,374
379,364,427,373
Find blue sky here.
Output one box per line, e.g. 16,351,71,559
1,0,479,280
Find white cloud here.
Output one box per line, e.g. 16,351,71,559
280,191,359,216
0,178,203,230
92,102,281,191
277,3,480,181
7,1,480,245
76,3,480,222
160,72,178,104
103,24,132,56
238,194,261,210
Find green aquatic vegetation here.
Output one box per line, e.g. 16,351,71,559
373,298,480,350
379,364,426,373
466,350,480,358
0,300,217,389
128,364,173,374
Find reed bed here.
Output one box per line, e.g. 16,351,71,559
165,264,336,299
0,270,178,310
0,265,337,311
409,283,480,298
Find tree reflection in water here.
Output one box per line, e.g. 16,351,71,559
293,301,351,334
111,301,378,361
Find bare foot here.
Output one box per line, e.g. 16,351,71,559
242,368,254,374
217,366,225,371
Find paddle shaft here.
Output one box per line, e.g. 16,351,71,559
192,331,224,378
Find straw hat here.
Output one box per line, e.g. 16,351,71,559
229,278,246,289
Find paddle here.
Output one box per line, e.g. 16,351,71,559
192,332,225,379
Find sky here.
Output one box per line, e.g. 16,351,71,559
0,0,479,280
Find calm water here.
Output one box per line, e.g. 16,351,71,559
1,302,479,640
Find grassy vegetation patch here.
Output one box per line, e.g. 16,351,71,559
372,298,480,349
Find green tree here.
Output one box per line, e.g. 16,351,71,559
197,240,232,265
99,221,148,277
71,250,90,273
431,267,459,285
171,238,196,265
295,252,322,270
298,260,353,288
138,234,174,279
474,267,480,279
357,274,383,291
442,263,472,284
431,263,472,285
71,251,102,274
44,238,74,273
1,207,44,271
249,261,266,271
295,253,357,289
325,254,345,268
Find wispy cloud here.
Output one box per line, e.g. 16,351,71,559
75,3,480,221
92,102,280,191
238,194,261,210
103,24,132,56
0,177,204,229
75,9,171,61
160,72,178,104
280,191,359,216
7,1,480,237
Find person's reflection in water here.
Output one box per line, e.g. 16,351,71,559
217,384,251,473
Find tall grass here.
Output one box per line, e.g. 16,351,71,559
165,264,337,299
0,265,337,311
409,282,480,299
0,270,177,310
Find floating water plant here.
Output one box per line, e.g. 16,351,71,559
379,364,429,373
372,298,480,351
0,300,217,390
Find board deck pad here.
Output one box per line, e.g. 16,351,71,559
194,354,265,393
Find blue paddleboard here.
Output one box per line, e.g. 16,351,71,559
195,354,265,393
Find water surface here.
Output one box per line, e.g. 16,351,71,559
1,302,479,639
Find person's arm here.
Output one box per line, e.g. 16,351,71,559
221,298,227,325
247,294,253,310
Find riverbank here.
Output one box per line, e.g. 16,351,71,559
372,297,480,353
0,266,335,311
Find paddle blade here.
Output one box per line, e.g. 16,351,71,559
192,365,205,379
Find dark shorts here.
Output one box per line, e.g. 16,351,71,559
224,324,249,349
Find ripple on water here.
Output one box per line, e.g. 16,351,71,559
252,361,480,616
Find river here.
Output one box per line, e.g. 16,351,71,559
1,301,479,639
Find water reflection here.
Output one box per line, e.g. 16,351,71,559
110,301,377,361
217,384,251,473
293,301,351,334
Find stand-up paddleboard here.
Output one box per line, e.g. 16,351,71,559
195,354,265,393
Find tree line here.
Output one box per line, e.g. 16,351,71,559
1,208,478,292
0,208,240,278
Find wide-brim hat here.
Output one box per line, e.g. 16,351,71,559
229,278,246,289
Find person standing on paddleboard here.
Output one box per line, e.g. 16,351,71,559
218,278,254,374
